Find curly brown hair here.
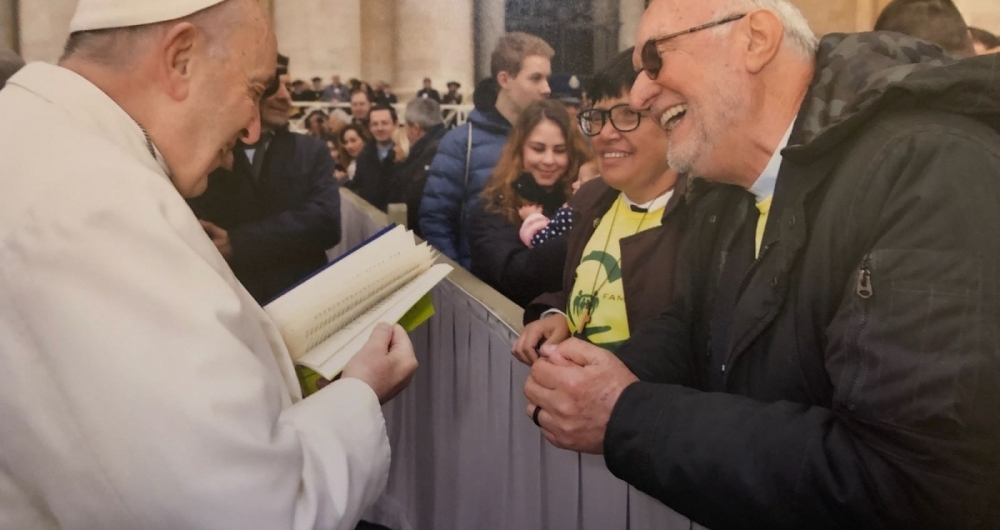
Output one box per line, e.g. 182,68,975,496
481,99,593,226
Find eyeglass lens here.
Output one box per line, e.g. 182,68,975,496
580,105,641,136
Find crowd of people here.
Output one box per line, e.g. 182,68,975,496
0,0,998,528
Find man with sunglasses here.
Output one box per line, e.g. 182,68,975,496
522,0,1000,528
514,48,685,364
190,53,342,305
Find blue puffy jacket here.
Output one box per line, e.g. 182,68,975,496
419,107,511,269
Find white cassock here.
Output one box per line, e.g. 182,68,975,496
0,63,390,530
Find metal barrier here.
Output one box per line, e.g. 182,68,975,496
292,102,474,132
333,190,707,530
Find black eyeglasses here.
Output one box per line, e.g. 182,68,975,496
640,13,747,80
578,104,644,136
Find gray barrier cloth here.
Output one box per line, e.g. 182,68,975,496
334,190,708,530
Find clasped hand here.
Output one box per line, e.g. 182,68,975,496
523,338,638,454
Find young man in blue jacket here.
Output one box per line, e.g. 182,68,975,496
419,32,554,269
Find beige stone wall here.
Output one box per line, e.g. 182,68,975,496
394,0,475,99
11,0,1000,70
0,0,16,51
954,0,1000,33
273,0,363,82
789,0,999,36
19,0,74,62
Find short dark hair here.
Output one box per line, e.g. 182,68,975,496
875,0,975,57
585,47,638,106
369,104,398,123
350,88,372,102
311,76,322,82
304,110,328,129
969,27,1000,49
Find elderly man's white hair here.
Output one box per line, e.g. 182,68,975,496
714,0,819,58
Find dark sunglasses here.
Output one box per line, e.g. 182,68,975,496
578,104,644,136
639,13,747,80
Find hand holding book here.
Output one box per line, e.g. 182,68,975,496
264,225,452,396
342,323,417,404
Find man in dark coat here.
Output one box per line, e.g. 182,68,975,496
189,55,340,305
388,98,447,236
348,104,397,211
521,1,1000,528
415,78,441,102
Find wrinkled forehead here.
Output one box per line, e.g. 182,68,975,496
634,0,719,60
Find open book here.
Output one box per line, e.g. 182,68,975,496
264,225,452,384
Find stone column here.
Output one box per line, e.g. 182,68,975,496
395,0,475,99
475,0,506,81
360,0,396,87
274,0,362,82
0,0,16,52
618,0,646,51
593,0,619,67
18,0,75,62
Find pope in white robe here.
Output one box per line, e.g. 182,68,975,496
0,1,408,529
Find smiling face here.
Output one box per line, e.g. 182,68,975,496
341,128,365,158
630,0,750,179
522,118,569,189
260,73,292,131
178,1,276,197
589,94,671,197
368,109,396,145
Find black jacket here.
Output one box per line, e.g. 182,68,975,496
188,127,340,304
416,88,442,102
604,33,1000,529
388,125,447,237
349,141,396,211
468,199,567,308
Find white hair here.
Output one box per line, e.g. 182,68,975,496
713,0,818,58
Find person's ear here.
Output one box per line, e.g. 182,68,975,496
497,71,512,90
160,22,200,101
743,9,784,74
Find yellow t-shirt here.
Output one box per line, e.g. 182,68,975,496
566,196,663,351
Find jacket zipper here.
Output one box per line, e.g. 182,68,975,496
735,243,773,301
846,254,873,411
719,243,773,385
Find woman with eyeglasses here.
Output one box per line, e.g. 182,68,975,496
513,48,688,363
468,98,594,307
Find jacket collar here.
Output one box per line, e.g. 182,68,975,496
9,62,172,181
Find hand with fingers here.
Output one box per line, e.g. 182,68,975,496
524,338,638,454
512,313,572,366
342,323,419,405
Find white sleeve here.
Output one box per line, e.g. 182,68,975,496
0,187,389,530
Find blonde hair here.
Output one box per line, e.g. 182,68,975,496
491,32,555,79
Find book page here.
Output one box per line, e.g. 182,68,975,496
264,225,412,325
264,227,436,359
297,263,453,379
